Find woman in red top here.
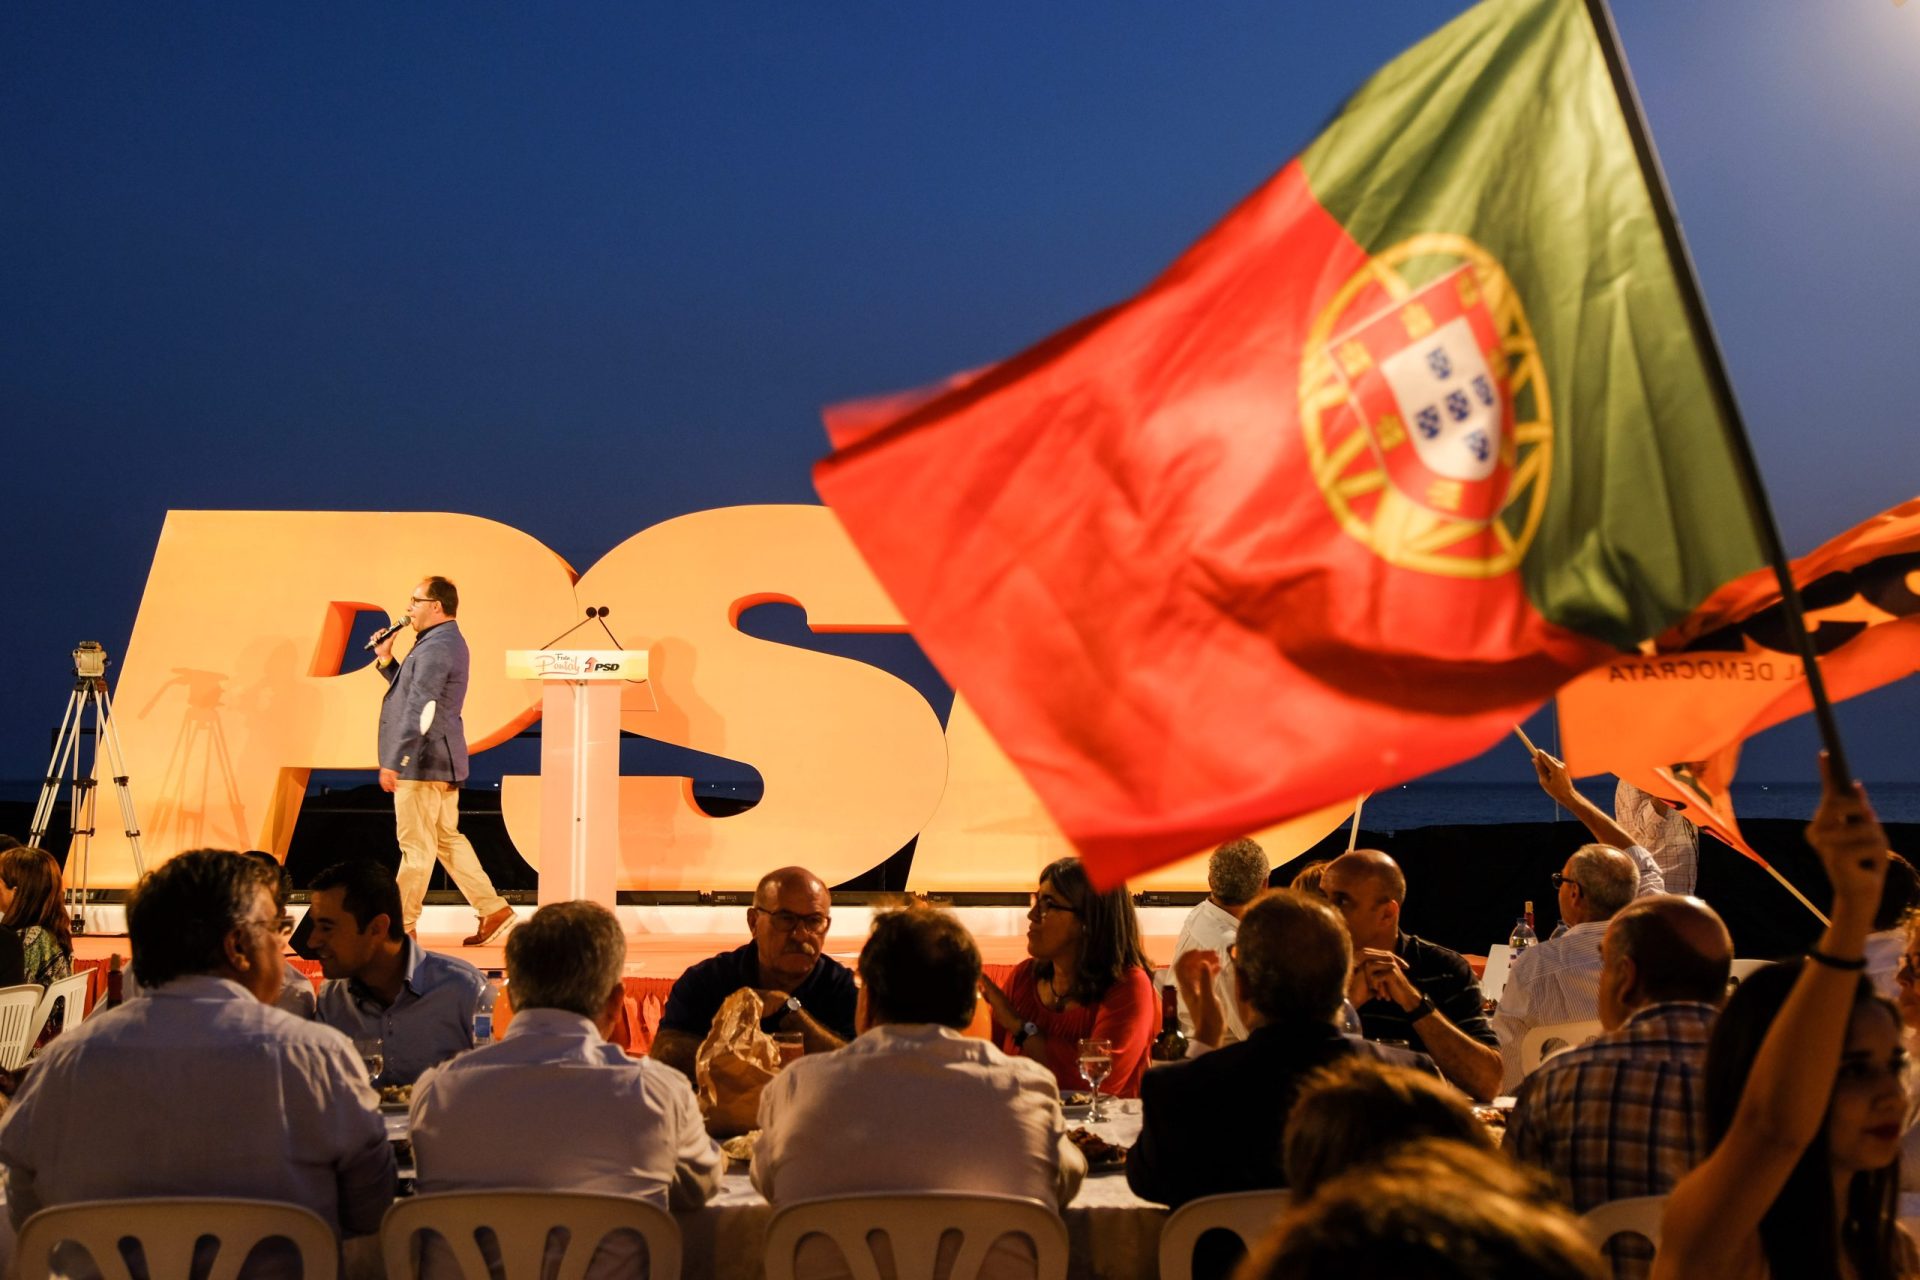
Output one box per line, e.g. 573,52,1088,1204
981,856,1159,1098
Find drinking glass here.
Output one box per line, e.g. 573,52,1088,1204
353,1037,385,1088
1077,1037,1114,1123
774,1031,805,1068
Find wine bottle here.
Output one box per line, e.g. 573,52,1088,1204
1150,984,1188,1061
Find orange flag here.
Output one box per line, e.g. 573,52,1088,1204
1560,496,1920,784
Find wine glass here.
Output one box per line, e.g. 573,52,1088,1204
353,1036,385,1088
1077,1037,1114,1123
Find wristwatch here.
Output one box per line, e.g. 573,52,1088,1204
760,995,802,1034
1408,993,1438,1023
1012,1020,1040,1048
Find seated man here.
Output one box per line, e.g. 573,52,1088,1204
411,900,722,1277
1127,891,1438,1209
650,866,857,1079
312,859,486,1085
1321,849,1502,1102
1169,836,1268,1051
1492,842,1640,1091
753,906,1083,1280
124,849,315,1018
0,849,394,1244
1504,894,1732,1280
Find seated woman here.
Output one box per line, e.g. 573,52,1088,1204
1655,758,1915,1279
979,856,1158,1098
0,847,72,989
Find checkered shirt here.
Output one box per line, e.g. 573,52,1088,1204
1503,1001,1714,1278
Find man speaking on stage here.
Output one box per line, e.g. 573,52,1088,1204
374,575,516,945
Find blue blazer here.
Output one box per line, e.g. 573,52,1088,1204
377,620,470,782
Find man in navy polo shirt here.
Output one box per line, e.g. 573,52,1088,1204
648,866,857,1080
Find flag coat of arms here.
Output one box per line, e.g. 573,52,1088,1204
815,0,1767,884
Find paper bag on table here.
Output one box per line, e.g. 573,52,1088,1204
695,987,780,1137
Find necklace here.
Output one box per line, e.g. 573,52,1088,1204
1040,972,1070,1011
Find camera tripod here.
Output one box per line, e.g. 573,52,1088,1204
30,642,146,935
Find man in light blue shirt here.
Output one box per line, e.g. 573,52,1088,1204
410,900,721,1280
311,859,486,1084
0,849,394,1262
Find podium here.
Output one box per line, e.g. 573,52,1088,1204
505,650,653,907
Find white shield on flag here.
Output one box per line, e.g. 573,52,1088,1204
1378,316,1502,484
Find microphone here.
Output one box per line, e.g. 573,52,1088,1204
363,619,407,652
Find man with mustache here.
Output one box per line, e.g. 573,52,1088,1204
648,866,856,1080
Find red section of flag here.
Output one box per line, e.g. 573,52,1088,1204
816,160,1613,886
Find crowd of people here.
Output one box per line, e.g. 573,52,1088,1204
0,754,1905,1280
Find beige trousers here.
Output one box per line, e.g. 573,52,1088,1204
393,780,507,928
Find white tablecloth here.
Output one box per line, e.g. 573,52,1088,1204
679,1108,1164,1280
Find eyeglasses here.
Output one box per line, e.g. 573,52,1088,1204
408,597,434,608
1029,893,1080,918
757,909,830,935
243,915,295,938
1550,872,1574,889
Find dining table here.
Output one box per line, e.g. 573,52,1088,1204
386,1101,1165,1280
675,1104,1164,1280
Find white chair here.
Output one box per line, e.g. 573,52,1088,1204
382,1190,681,1280
16,1197,338,1280
24,972,93,1049
0,983,46,1070
1577,1194,1666,1256
763,1192,1067,1280
1519,1018,1604,1075
1158,1189,1293,1280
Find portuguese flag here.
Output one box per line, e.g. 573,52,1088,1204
814,0,1767,885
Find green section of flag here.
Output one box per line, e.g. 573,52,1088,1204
1299,0,1765,649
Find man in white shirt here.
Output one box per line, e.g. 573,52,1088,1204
1169,837,1268,1051
1493,843,1640,1092
0,849,395,1252
754,906,1084,1280
410,900,723,1277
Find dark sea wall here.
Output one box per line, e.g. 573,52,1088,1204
4,790,1906,960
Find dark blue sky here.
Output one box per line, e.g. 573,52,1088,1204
3,1,1915,791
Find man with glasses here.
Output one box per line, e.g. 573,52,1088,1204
649,866,857,1081
1504,894,1732,1280
1491,843,1640,1092
373,574,514,945
0,849,395,1249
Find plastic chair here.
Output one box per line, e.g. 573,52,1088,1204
763,1192,1067,1280
0,983,47,1070
1519,1018,1604,1075
1158,1189,1293,1280
1578,1194,1666,1255
16,1197,338,1280
382,1190,681,1280
26,972,93,1047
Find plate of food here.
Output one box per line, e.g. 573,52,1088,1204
378,1083,413,1113
1067,1126,1127,1169
720,1132,759,1163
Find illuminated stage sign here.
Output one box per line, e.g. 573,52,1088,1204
90,506,1349,890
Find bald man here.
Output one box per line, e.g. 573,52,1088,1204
1504,895,1732,1275
648,867,856,1080
1321,848,1503,1102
